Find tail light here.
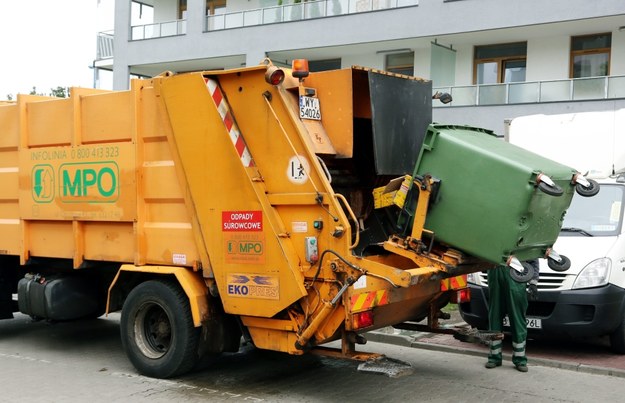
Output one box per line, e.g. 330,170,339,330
352,310,374,330
450,288,471,304
264,65,285,85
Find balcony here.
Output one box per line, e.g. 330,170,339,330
433,76,625,107
131,19,186,40
206,0,418,31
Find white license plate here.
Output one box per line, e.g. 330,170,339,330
299,96,321,120
503,315,542,329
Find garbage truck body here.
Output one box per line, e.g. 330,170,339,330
0,62,582,378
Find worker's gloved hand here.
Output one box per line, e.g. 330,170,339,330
526,282,538,301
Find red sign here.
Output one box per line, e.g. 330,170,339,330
222,210,263,232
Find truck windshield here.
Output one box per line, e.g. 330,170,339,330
562,184,624,237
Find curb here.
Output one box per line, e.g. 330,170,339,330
366,331,625,379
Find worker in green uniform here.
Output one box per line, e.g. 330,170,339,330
485,259,539,372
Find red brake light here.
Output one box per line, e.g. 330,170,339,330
265,66,285,85
451,288,471,304
353,311,374,330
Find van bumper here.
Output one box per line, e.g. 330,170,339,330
459,283,625,338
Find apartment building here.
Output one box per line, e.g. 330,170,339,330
96,0,625,133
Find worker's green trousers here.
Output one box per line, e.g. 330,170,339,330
487,266,528,366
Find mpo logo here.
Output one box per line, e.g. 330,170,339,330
59,162,119,203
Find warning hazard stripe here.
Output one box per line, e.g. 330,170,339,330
205,78,255,167
350,290,389,312
440,274,468,291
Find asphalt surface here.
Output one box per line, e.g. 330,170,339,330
367,308,625,378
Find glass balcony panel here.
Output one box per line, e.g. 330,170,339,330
478,85,506,105
573,77,605,100
161,21,178,37
243,10,262,26
225,13,244,28
207,15,225,30
327,0,349,16
450,86,477,106
284,4,305,21
131,26,145,40
304,1,326,18
508,82,538,104
539,81,570,102
262,6,283,23
608,76,625,98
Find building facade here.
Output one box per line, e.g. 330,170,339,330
96,0,625,133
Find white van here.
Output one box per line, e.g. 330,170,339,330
459,109,625,353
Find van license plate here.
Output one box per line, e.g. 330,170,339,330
503,315,542,329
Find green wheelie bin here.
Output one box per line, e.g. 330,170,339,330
413,124,580,267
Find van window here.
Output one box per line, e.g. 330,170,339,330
562,184,624,236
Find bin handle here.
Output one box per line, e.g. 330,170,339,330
334,193,360,250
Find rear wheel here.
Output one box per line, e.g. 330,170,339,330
120,280,200,378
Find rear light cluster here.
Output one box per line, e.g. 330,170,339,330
352,311,374,330
451,288,471,304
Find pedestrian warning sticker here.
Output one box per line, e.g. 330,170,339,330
287,155,309,185
226,273,279,300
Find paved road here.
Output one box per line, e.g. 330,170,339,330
1,313,625,402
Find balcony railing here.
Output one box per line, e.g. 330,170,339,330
131,19,186,40
206,0,418,31
97,31,114,60
433,76,625,107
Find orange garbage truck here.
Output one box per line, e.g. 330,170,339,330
0,60,586,378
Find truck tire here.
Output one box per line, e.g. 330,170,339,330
609,311,625,354
120,280,200,378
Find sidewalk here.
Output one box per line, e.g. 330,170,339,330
366,308,625,378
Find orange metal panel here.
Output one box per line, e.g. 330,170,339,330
0,103,18,149
27,98,73,147
28,221,74,258
81,91,133,144
83,222,134,262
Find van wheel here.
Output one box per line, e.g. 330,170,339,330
609,311,625,354
120,280,200,378
547,255,571,272
575,179,600,197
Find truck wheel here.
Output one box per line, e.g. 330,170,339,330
575,179,600,197
120,280,200,378
538,181,563,197
609,311,625,354
547,255,571,272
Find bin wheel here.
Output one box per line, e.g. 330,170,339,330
120,279,200,378
575,179,600,197
538,181,563,197
547,255,571,272
509,263,535,283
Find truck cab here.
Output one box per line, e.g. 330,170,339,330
459,110,625,353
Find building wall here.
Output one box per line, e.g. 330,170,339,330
526,36,569,82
